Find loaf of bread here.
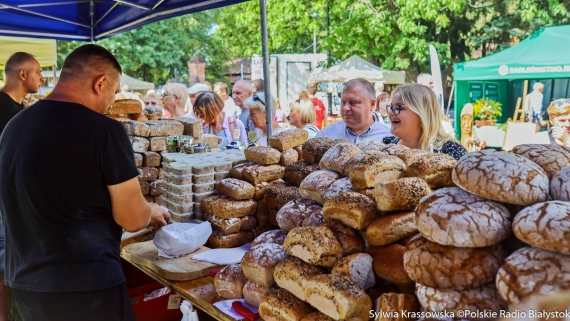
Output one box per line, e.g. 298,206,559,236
241,243,288,287
405,153,457,189
294,145,303,161
131,136,150,153
259,288,314,321
201,195,228,214
280,148,299,166
214,263,247,299
253,179,285,201
319,142,362,174
380,144,410,155
269,129,309,151
327,219,365,256
302,137,336,164
299,170,341,205
284,161,321,187
403,235,506,290
365,211,417,246
304,274,372,321
332,253,375,290
415,283,507,313
283,226,343,267
243,164,285,185
513,201,570,255
503,290,570,321
368,244,413,287
321,177,355,203
512,143,570,179
394,149,430,167
216,178,255,200
302,211,327,227
230,162,257,180
273,256,324,301
123,120,150,137
265,184,302,211
129,112,148,122
452,150,549,206
210,198,257,219
276,199,322,232
550,166,570,201
243,281,272,308
208,231,254,248
416,187,512,247
348,153,406,189
251,229,288,248
374,293,420,321
108,99,143,115
496,247,570,308
355,139,386,152
255,198,269,226
175,117,202,140
245,146,282,165
146,120,184,136
375,177,432,212
323,192,378,230
205,214,256,234
299,312,335,321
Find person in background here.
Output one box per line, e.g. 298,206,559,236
203,81,212,91
526,82,545,124
214,82,241,117
317,78,390,143
252,79,264,93
308,85,326,130
383,84,466,160
193,91,248,149
417,73,455,137
0,51,45,321
233,80,256,134
121,84,130,94
185,83,209,118
299,91,309,100
0,44,169,321
417,73,435,90
245,92,284,146
273,98,288,127
144,92,169,118
289,99,319,139
546,98,570,146
162,83,188,119
375,92,390,125
374,82,385,97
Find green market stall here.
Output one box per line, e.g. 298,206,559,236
453,25,570,140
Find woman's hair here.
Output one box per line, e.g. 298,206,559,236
299,91,309,100
163,83,187,109
144,92,163,107
391,84,457,151
376,92,390,111
290,99,316,124
193,91,224,124
547,99,570,117
244,92,276,115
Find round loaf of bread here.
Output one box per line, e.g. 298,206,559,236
452,150,549,205
355,139,386,152
276,198,322,232
496,247,570,308
243,281,272,308
416,187,512,247
302,210,326,227
240,243,288,287
299,170,342,205
322,177,356,203
374,177,432,212
302,137,336,164
214,263,248,299
251,229,288,248
404,235,506,290
381,144,410,155
550,166,570,201
512,143,570,179
405,153,457,189
343,151,384,177
512,201,570,255
319,142,362,174
416,283,507,313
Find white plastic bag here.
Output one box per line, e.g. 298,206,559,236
180,300,199,321
153,221,212,258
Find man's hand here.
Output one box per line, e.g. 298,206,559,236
148,203,170,230
552,126,570,146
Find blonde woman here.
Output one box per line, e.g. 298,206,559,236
383,84,466,160
144,92,169,118
546,98,570,146
161,83,187,118
289,99,319,138
244,92,284,146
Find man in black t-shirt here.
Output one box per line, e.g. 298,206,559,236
0,44,170,321
0,52,45,321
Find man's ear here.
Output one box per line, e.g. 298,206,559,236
93,74,109,95
370,99,376,112
18,69,27,82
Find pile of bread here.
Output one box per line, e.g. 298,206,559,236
108,98,160,122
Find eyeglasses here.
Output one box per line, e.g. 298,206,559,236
553,99,570,107
386,104,404,115
252,94,265,106
145,101,158,106
163,92,177,99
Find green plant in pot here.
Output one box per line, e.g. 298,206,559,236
473,98,502,126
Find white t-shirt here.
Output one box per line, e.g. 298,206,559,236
222,98,241,117
526,90,543,114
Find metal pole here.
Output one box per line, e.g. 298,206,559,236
260,0,272,138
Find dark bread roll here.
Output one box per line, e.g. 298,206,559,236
302,137,336,164
284,160,321,187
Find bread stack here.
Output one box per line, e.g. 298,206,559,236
108,98,147,122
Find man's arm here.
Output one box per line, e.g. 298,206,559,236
108,177,170,232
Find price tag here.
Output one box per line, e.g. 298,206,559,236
167,294,182,309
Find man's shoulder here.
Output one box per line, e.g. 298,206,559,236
317,121,346,137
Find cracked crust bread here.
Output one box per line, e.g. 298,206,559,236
276,198,322,232
322,177,356,203
240,243,288,287
355,139,387,152
550,166,570,201
512,201,570,255
269,129,309,151
405,153,457,189
374,177,432,212
323,191,379,230
273,256,325,301
259,288,314,321
496,247,570,308
283,225,343,268
416,283,507,315
244,146,282,165
319,142,362,174
205,214,256,234
512,143,570,179
404,235,506,290
416,187,512,247
348,153,406,189
452,150,549,206
299,170,341,205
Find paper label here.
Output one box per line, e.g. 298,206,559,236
167,294,182,309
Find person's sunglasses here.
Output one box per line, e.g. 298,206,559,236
386,104,404,115
252,94,266,106
553,99,570,107
145,101,158,106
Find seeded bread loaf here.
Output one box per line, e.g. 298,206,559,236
241,243,288,287
301,211,326,227
283,226,343,268
243,281,272,308
243,164,285,185
273,256,324,301
355,139,386,152
405,153,457,189
245,146,281,165
374,177,432,212
331,253,376,290
216,178,255,200
319,142,362,174
323,192,378,230
208,231,254,248
264,184,302,211
348,153,406,189
322,177,356,203
259,288,314,321
214,263,247,299
302,137,336,164
253,179,286,201
269,129,309,151
209,198,257,219
394,149,430,167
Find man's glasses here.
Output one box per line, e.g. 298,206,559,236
386,104,404,115
145,101,158,106
252,94,265,106
553,99,570,107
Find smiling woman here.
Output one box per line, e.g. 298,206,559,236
383,84,467,160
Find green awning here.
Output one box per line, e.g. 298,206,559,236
454,25,570,81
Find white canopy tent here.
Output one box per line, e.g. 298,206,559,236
309,55,406,84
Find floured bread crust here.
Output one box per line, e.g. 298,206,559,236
416,283,507,315
512,143,570,179
550,166,570,201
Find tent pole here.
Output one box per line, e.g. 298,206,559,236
259,0,272,138
445,81,454,117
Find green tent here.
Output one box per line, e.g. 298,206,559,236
453,25,570,138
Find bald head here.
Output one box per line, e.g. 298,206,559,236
4,52,37,77
2,52,44,99
59,44,122,83
232,80,252,109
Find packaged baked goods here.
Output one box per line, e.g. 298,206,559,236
193,173,215,184
193,182,215,194
259,288,314,321
405,153,457,189
244,146,281,165
268,129,309,151
299,170,341,205
323,191,378,230
374,177,432,212
169,210,194,223
276,199,322,232
452,150,549,206
331,253,375,290
214,263,247,299
165,173,193,185
240,243,288,287
193,191,217,203
283,226,343,268
365,211,417,246
214,162,233,172
319,142,362,174
192,163,215,175
214,171,231,182
273,256,324,301
216,178,255,200
165,199,193,213
169,162,193,176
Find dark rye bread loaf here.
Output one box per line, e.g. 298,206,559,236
302,137,336,164
284,160,321,187
265,184,301,211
